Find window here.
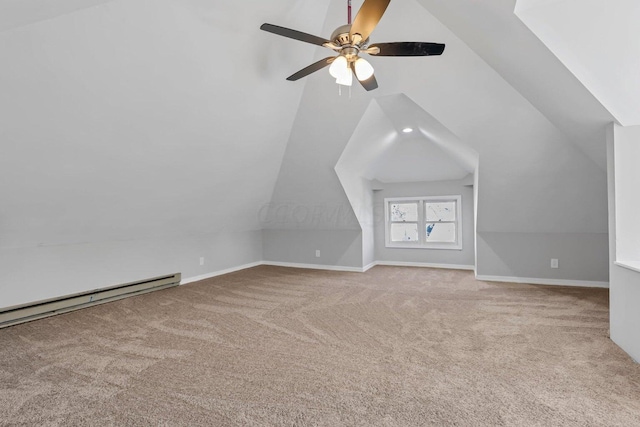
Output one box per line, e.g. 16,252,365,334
384,196,462,250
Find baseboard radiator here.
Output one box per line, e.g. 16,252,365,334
0,273,181,329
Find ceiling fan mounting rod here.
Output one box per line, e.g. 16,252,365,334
348,0,352,24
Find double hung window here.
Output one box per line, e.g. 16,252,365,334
384,195,462,250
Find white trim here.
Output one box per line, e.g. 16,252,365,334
375,261,475,270
363,261,378,272
181,261,608,289
615,261,640,274
181,261,263,285
475,275,609,289
261,261,364,273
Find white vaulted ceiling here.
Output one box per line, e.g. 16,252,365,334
515,0,640,126
0,0,330,247
416,0,614,170
0,0,114,33
0,0,628,253
269,0,611,235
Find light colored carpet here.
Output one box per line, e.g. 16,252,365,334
1,265,639,426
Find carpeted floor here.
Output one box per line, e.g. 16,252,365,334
1,265,639,426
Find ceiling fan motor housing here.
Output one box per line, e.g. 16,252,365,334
330,24,369,48
331,24,352,45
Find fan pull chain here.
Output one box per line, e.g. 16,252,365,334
336,84,352,98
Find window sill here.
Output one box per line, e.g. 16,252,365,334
615,261,640,274
386,244,462,251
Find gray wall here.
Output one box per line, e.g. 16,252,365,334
1,230,263,309
476,232,608,282
373,179,475,267
262,229,363,269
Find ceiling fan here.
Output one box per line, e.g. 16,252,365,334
260,0,445,91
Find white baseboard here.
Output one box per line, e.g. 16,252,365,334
374,261,475,271
181,261,263,285
182,261,476,283
363,262,378,272
262,261,475,274
182,261,607,289
475,275,609,289
261,261,364,273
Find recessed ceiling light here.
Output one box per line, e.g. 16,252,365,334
402,128,413,133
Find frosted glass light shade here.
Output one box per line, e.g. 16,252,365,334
336,70,353,86
354,57,374,81
329,56,349,79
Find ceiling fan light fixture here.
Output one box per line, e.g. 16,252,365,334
329,55,349,79
336,69,353,86
354,57,374,81
260,0,445,91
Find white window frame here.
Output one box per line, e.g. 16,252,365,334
384,195,462,250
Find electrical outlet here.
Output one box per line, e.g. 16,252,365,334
551,258,559,269
199,257,205,266
315,250,321,258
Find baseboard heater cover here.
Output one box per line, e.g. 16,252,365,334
0,273,181,329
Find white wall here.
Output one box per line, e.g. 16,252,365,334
612,125,640,265
610,266,640,363
608,123,640,362
374,179,475,268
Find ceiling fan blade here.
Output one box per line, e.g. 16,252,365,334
287,57,336,81
351,62,378,91
359,74,378,91
260,23,330,47
368,42,446,56
349,0,390,44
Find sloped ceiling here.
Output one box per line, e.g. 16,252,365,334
416,0,614,170
364,94,476,184
269,0,608,235
0,0,615,249
373,94,477,183
515,0,640,126
0,0,329,248
370,137,469,184
0,0,114,33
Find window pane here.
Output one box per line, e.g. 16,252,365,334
390,203,418,222
426,201,456,222
390,223,419,242
426,223,456,243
